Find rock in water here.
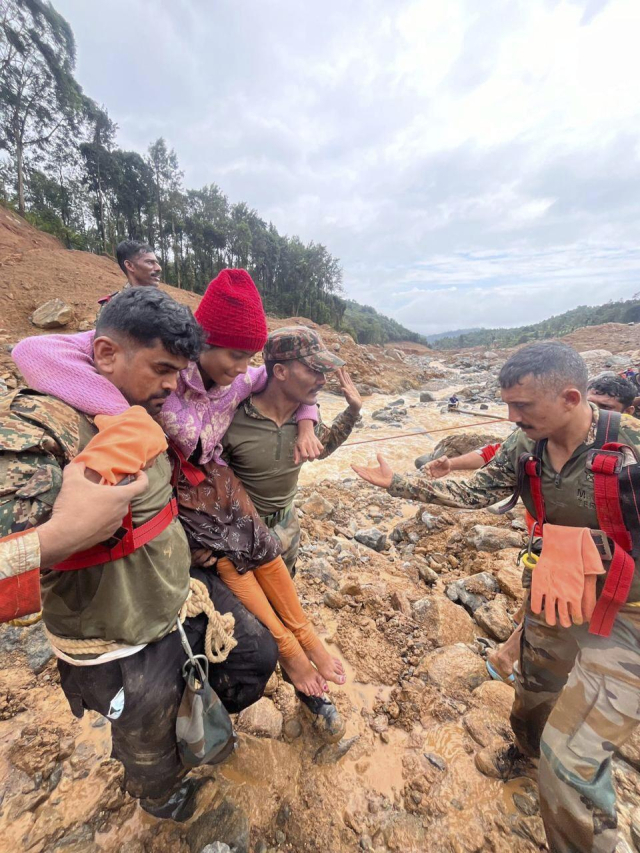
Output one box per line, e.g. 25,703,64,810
31,299,74,329
466,525,522,552
300,492,334,520
355,528,387,552
187,796,250,853
313,736,359,765
419,391,435,402
200,845,233,853
236,697,283,739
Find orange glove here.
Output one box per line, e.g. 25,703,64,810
74,406,167,485
531,525,606,628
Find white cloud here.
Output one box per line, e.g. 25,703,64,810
55,0,640,334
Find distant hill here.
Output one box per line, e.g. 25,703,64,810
433,298,640,350
341,300,430,347
426,327,480,343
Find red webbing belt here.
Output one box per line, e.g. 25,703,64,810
589,443,636,637
525,456,545,536
167,441,205,487
51,498,179,572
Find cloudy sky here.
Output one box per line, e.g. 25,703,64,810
56,0,640,336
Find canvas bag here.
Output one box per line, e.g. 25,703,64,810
175,619,236,768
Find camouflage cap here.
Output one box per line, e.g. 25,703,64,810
264,326,345,374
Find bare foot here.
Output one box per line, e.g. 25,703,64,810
486,648,514,682
305,641,347,686
280,653,327,697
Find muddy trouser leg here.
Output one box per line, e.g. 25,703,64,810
58,630,187,800
57,572,278,800
187,568,279,714
511,604,580,759
535,606,640,853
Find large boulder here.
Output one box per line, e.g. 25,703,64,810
30,299,74,329
464,680,514,747
236,697,283,739
466,524,522,552
412,596,477,646
424,431,504,463
416,644,487,694
474,597,514,641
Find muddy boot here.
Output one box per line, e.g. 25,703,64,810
474,743,535,781
139,776,205,822
300,694,346,743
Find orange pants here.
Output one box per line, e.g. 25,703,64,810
216,556,319,661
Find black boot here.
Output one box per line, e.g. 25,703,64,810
139,776,205,822
299,693,346,744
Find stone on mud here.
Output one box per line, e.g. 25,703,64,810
496,563,525,600
412,596,476,646
473,598,513,642
418,565,439,586
31,298,74,329
355,528,387,552
416,644,487,694
466,524,522,552
187,796,250,853
313,735,359,765
0,621,54,674
236,698,283,739
300,492,334,520
446,572,500,613
305,558,340,589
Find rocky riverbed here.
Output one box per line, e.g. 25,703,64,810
3,347,640,852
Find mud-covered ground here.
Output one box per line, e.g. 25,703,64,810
4,384,640,852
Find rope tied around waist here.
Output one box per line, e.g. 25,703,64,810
46,577,237,664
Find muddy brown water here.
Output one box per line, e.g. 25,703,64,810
299,389,512,487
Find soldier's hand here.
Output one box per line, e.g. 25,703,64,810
191,548,217,568
351,453,394,489
294,432,324,464
423,456,452,479
38,463,149,566
336,368,362,413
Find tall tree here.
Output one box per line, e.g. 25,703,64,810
0,0,85,215
147,137,180,273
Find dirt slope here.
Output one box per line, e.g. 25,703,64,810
0,205,420,395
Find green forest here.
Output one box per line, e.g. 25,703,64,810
0,0,424,345
434,298,640,350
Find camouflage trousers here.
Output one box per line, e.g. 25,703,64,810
263,505,300,577
512,602,640,853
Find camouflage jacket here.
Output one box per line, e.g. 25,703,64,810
0,389,81,537
389,405,640,597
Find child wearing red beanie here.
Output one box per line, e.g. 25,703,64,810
14,270,345,698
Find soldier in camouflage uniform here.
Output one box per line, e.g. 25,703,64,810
0,289,279,820
353,341,640,853
222,325,362,739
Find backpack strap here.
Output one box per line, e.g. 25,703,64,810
587,410,637,636
496,440,546,534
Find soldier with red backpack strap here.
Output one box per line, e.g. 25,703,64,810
0,289,278,821
353,341,640,853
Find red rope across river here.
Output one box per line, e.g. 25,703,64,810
340,417,509,449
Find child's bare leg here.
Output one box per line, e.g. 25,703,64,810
255,556,346,686
216,557,326,696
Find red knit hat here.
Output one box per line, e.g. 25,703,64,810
194,269,268,351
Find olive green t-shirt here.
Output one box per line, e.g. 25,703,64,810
39,417,191,646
